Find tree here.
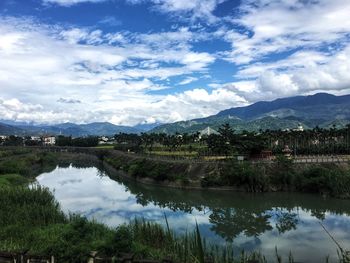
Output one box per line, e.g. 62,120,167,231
56,135,72,146
3,135,23,146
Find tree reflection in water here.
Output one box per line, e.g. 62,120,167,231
271,208,299,234
209,208,273,242
107,169,350,244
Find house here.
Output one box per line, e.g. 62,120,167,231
42,136,56,146
99,136,109,145
99,136,115,145
31,136,42,142
293,124,304,132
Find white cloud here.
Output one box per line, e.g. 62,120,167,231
0,16,225,125
3,0,350,125
222,0,350,64
98,16,122,27
42,0,107,6
218,45,350,103
178,77,198,85
42,0,225,23
206,0,350,104
128,0,226,23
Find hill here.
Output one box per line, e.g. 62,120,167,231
0,123,25,136
151,93,350,134
0,122,142,137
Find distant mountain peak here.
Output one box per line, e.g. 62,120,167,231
150,93,350,134
217,92,350,120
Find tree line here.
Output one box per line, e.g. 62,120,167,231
114,123,350,157
2,123,350,156
0,135,99,147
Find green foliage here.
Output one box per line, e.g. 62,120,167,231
0,151,57,177
127,159,172,181
200,156,350,198
56,135,99,147
202,161,269,192
0,174,28,186
0,186,140,261
298,166,350,198
2,135,23,146
106,157,175,182
0,186,66,228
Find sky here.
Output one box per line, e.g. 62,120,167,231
0,0,350,126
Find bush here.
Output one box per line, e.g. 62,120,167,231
299,166,331,193
216,161,268,192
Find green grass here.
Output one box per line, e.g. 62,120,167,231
0,150,57,178
93,145,115,149
146,150,198,157
0,174,29,186
201,157,350,198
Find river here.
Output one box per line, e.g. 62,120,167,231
36,164,350,262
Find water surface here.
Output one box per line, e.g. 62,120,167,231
36,165,350,262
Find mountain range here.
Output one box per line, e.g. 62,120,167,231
150,93,350,134
0,121,144,137
1,93,350,136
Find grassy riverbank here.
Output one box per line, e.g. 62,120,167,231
0,148,98,187
103,150,350,199
202,156,350,198
2,146,350,198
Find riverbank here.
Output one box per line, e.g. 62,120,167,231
97,148,350,199
0,147,99,187
5,146,350,198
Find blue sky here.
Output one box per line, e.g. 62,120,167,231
0,0,350,125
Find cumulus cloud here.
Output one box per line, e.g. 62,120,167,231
207,0,350,103
218,45,350,103
221,0,350,64
0,16,223,125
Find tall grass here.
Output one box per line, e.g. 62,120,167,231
0,185,66,227
129,218,292,263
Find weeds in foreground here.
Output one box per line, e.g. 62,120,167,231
320,223,350,263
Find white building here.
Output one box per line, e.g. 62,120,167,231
31,136,42,142
0,135,8,140
293,124,304,132
43,136,56,145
